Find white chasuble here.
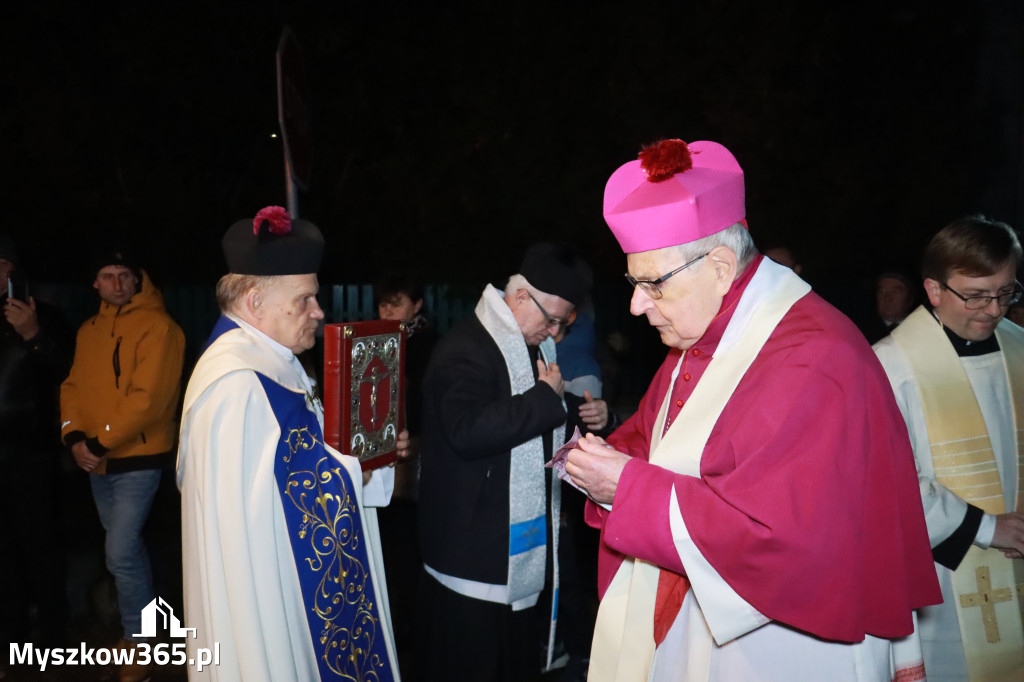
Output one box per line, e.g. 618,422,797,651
177,316,399,681
890,308,1024,681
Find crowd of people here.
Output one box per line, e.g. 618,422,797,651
2,137,1023,682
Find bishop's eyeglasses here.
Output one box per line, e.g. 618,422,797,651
625,253,709,300
941,280,1024,310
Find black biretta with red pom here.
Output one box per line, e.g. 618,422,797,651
222,206,325,276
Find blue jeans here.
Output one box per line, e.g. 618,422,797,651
90,468,162,640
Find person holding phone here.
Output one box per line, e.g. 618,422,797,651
0,233,73,660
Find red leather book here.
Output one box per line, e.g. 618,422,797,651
323,319,406,471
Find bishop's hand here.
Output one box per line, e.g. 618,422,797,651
565,433,630,505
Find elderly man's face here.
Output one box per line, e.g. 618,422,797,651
258,274,325,354
511,289,574,347
627,246,732,351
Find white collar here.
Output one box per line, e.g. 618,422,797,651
227,313,297,364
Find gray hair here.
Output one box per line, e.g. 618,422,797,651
505,273,534,298
215,273,280,314
677,223,758,275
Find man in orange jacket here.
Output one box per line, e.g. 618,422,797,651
60,247,184,682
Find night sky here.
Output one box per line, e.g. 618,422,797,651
4,1,1022,302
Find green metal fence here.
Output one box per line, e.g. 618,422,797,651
330,284,475,331
39,282,479,370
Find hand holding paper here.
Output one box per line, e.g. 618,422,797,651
566,433,629,507
546,428,628,508
545,426,585,493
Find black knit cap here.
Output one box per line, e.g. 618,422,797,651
90,244,141,280
518,242,592,306
222,206,324,276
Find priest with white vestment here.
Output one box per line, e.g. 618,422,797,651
874,215,1024,682
565,139,940,681
177,206,402,681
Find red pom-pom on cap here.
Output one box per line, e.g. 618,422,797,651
253,206,292,236
639,139,694,183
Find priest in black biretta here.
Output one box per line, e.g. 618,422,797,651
177,205,407,681
222,205,324,276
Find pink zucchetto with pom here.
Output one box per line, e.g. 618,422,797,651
603,139,746,254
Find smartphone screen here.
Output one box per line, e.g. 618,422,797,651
7,275,29,302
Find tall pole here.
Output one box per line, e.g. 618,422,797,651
277,26,312,219
284,153,299,218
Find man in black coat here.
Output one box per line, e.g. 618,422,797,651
0,234,73,656
416,243,606,682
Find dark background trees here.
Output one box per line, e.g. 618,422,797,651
3,1,1022,296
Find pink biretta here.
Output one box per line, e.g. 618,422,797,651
603,139,746,254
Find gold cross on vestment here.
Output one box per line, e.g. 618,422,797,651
1019,581,1024,630
958,565,1014,643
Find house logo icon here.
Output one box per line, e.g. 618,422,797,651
132,597,197,638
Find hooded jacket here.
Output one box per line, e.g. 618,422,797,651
60,270,185,474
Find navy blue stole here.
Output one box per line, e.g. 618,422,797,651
258,374,394,681
202,315,239,353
